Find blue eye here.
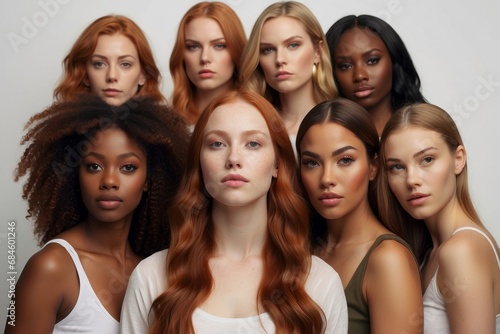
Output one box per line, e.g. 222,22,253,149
302,159,319,168
209,141,224,149
247,141,261,149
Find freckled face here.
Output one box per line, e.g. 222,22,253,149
200,100,278,208
183,18,235,94
79,128,148,225
384,126,464,221
259,16,320,96
85,34,146,106
333,27,392,113
299,122,376,220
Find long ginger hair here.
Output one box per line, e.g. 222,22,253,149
150,90,325,333
54,15,165,103
169,2,246,124
14,94,189,256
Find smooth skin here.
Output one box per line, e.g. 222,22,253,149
184,17,235,116
85,34,146,106
300,122,422,333
333,27,392,136
385,126,500,333
259,16,321,137
6,128,146,333
199,100,277,317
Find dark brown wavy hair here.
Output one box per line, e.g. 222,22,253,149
150,90,325,333
54,15,165,103
14,94,189,256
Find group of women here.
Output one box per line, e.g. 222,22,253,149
6,1,500,334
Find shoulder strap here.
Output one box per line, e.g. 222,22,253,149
453,227,500,268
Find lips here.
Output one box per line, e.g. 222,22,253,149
96,194,122,209
103,88,121,97
319,192,342,206
199,69,215,79
407,193,429,206
221,174,248,187
275,71,292,80
353,85,374,98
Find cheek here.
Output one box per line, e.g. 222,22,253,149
301,170,318,195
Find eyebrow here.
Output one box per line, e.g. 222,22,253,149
301,145,358,158
83,152,143,160
90,54,137,61
185,37,226,44
335,48,383,61
205,129,269,138
385,146,438,163
260,35,303,46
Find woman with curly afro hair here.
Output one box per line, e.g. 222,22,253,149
6,94,189,334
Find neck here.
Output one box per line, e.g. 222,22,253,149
366,97,393,137
195,81,234,116
211,199,268,259
279,85,317,138
325,200,381,245
82,215,133,257
424,196,473,247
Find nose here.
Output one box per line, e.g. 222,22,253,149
320,164,336,188
405,165,421,189
100,169,119,190
106,64,118,83
353,64,368,83
201,47,211,65
275,48,286,67
225,146,242,169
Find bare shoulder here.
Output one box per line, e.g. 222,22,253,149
20,242,75,284
439,228,497,274
368,238,417,271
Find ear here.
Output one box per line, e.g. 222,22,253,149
454,145,466,175
369,154,379,181
138,71,146,86
83,76,90,87
143,180,149,192
314,40,323,64
272,163,278,179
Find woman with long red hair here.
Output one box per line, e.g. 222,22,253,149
169,2,246,125
54,15,164,105
120,90,348,333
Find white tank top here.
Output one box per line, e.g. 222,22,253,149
46,239,119,334
423,227,500,333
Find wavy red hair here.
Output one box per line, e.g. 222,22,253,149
150,90,325,333
54,15,164,103
169,2,246,124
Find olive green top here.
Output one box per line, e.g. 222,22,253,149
344,234,414,334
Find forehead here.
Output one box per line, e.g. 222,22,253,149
335,27,387,55
204,100,270,135
384,126,445,154
185,17,224,39
301,122,366,153
261,16,308,41
94,33,137,53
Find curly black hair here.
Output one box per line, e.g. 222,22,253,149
15,94,190,257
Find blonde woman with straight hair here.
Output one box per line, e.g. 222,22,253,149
239,1,337,148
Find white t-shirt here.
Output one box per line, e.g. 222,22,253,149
120,249,348,333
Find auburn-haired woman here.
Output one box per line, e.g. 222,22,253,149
54,15,164,105
169,2,246,125
120,90,348,333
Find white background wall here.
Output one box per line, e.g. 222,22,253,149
1,0,499,321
